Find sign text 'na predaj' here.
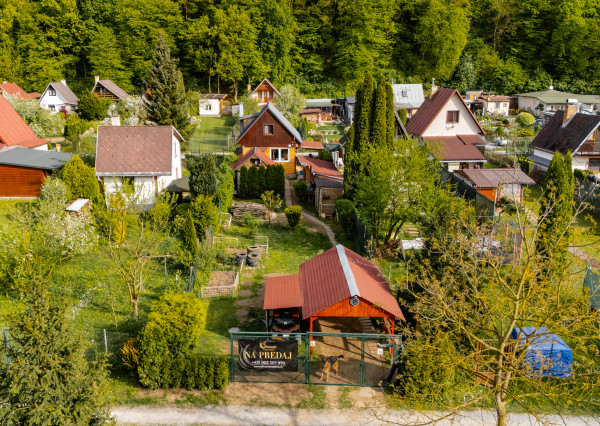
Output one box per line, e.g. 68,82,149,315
238,339,298,371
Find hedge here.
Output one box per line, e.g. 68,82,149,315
238,164,285,200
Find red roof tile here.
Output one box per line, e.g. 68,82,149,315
455,168,535,188
406,88,485,136
423,136,487,162
0,83,31,100
263,275,302,309
297,156,342,180
95,126,182,175
230,147,275,170
0,96,47,148
458,134,485,145
301,140,324,150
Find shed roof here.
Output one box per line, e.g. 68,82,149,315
201,93,227,100
517,89,600,105
0,96,48,148
43,82,79,105
297,156,342,180
314,177,344,189
263,274,303,310
406,88,485,136
237,103,302,145
301,140,324,150
92,79,130,99
423,136,487,162
0,83,31,100
95,126,183,176
0,146,73,169
531,110,600,155
66,198,90,212
391,84,424,109
229,147,275,170
305,99,334,108
456,168,535,188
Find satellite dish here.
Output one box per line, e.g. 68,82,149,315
350,296,359,306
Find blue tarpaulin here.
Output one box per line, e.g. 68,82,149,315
511,327,572,378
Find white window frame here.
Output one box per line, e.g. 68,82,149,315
264,124,274,135
271,148,289,162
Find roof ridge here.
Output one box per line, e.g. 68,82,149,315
336,245,360,297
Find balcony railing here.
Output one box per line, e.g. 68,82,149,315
578,141,600,155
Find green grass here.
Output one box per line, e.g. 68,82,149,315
189,116,237,154
296,385,327,409
0,200,33,228
338,387,355,409
313,123,346,141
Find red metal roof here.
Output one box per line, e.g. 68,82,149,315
0,83,31,100
423,136,487,162
406,88,485,136
229,147,275,170
95,126,182,175
297,156,342,180
299,245,404,320
0,96,47,148
301,140,324,150
263,274,302,309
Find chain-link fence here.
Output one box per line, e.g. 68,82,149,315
229,331,400,387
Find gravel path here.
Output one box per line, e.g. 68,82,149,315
112,405,598,425
285,179,337,247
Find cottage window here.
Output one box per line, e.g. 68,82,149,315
447,110,460,124
49,88,56,96
402,90,408,97
271,148,289,162
264,124,274,135
206,104,212,110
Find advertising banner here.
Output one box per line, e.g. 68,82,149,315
238,339,298,372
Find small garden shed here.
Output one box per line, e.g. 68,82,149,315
511,327,572,378
314,177,343,217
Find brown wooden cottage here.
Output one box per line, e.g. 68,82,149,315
248,78,280,106
234,103,302,175
91,76,130,101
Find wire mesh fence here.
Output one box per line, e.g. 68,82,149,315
229,331,400,387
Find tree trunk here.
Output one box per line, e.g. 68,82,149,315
495,393,507,426
234,81,238,103
132,298,139,317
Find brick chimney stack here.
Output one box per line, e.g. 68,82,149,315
563,99,578,125
430,78,437,98
61,79,67,86
94,75,100,84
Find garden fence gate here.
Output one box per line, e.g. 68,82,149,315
229,331,400,387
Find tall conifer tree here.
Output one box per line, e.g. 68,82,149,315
371,74,388,147
386,82,396,147
145,32,189,137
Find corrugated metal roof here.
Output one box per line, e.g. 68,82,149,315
0,146,73,169
297,156,342,180
96,126,180,176
517,89,600,105
263,274,303,309
0,96,48,148
314,177,343,189
391,84,424,109
423,136,487,162
455,168,535,188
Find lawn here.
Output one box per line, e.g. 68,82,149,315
313,122,346,142
189,115,238,154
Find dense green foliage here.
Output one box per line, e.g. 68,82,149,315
0,281,110,424
182,210,198,261
2,0,597,98
77,93,109,121
64,114,92,143
5,97,65,138
191,195,219,239
187,155,219,197
516,112,535,127
238,164,285,200
292,180,308,201
284,205,302,229
215,156,236,212
61,155,100,201
335,199,357,233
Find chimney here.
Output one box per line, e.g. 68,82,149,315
430,78,437,97
61,79,67,86
94,75,100,84
111,115,121,126
549,78,554,91
2,81,6,84
563,101,577,124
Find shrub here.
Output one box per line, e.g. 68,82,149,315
533,125,541,133
242,211,260,236
398,108,408,125
285,205,302,229
78,92,109,120
64,115,92,143
187,155,219,197
215,160,235,212
120,338,139,372
214,356,229,389
170,358,185,388
502,118,509,125
61,154,100,201
184,356,198,390
257,165,267,195
182,210,198,261
266,164,285,198
191,195,219,240
335,199,356,232
239,166,249,199
497,197,523,215
518,129,534,136
496,125,504,136
318,149,333,162
516,112,535,127
137,323,170,389
574,169,593,180
247,166,260,199
293,180,308,201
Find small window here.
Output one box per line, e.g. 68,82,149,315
402,90,408,97
49,88,56,96
271,148,289,162
264,124,274,135
447,110,460,124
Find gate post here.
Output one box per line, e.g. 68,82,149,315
304,333,310,384
229,333,234,382
360,336,365,386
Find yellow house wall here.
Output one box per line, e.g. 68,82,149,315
241,146,296,174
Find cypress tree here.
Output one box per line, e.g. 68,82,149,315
343,125,356,198
371,74,388,147
386,81,395,147
239,166,248,199
187,155,219,197
355,73,374,152
247,165,259,199
257,165,267,195
145,32,189,137
183,210,198,259
274,164,286,198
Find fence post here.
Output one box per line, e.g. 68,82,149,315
103,329,108,354
229,333,235,382
304,333,310,384
360,336,365,386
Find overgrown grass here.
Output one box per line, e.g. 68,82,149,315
189,116,237,154
338,387,355,409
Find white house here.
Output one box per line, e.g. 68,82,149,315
479,94,511,116
530,106,600,174
391,84,424,117
248,78,280,106
406,87,487,171
517,89,600,119
95,125,183,209
39,80,79,114
199,94,227,116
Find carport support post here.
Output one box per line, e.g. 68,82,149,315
304,333,310,384
309,317,315,359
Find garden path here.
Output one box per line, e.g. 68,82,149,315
285,179,337,247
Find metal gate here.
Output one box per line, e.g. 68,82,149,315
229,331,400,387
